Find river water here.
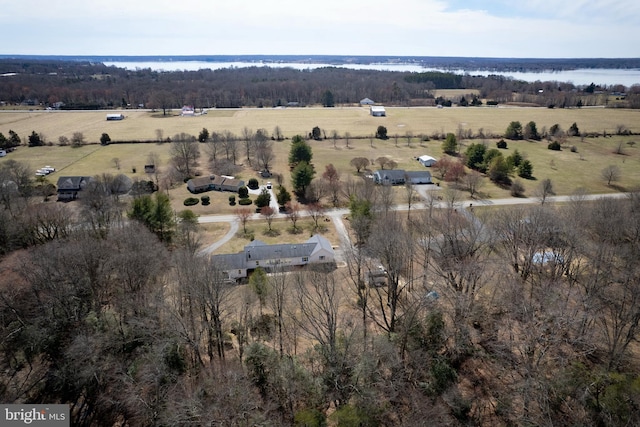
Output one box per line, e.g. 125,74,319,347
103,61,640,87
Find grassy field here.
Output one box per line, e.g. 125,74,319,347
2,106,639,144
2,107,640,228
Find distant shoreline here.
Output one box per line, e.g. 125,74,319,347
2,54,640,72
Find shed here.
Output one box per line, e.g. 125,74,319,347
370,105,386,117
106,113,124,121
418,155,437,167
360,98,375,105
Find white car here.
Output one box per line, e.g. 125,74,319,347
266,181,272,189
42,166,56,173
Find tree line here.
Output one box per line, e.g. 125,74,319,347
2,59,639,110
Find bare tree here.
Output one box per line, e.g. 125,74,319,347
367,213,414,335
273,125,284,141
221,130,237,164
285,202,301,233
291,270,356,408
112,157,121,170
170,139,200,178
260,206,276,232
601,164,621,186
350,157,369,173
323,129,335,149
322,163,341,207
235,207,252,234
404,178,416,219
241,127,254,165
306,202,325,230
344,131,351,149
535,178,554,205
463,170,484,198
255,139,275,172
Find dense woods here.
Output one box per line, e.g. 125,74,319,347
1,159,640,425
2,59,640,110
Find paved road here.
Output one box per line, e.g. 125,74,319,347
197,190,630,256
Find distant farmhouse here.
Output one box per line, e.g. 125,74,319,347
187,174,245,193
181,106,195,116
56,176,93,201
106,113,124,121
370,105,386,117
373,169,432,185
212,235,335,281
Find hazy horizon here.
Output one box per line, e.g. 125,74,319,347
3,1,639,58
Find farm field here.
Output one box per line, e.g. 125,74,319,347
1,106,639,143
1,107,640,223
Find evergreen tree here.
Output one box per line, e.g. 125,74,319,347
465,143,487,170
441,132,457,155
518,159,534,179
198,127,209,142
276,185,291,208
322,90,335,107
28,131,43,147
291,161,315,196
568,122,580,136
523,121,540,140
100,133,111,145
505,121,523,140
375,126,388,140
289,135,313,166
255,188,271,208
128,193,176,243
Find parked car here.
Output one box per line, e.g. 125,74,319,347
266,181,272,189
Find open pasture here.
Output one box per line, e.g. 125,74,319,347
1,107,640,216
1,106,639,144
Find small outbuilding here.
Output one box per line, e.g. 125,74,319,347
360,98,375,105
106,113,124,121
418,155,437,167
370,105,386,117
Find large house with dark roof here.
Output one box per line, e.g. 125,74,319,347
187,174,245,193
212,234,335,281
56,176,93,201
373,169,432,185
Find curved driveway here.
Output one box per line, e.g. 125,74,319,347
198,191,630,255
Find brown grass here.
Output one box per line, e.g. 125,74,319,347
3,108,640,225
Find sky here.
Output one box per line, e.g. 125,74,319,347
2,0,639,58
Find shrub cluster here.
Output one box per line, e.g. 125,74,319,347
238,198,253,206
183,197,199,206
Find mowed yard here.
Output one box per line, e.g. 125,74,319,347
2,107,640,217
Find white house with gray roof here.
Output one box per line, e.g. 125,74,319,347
212,234,335,281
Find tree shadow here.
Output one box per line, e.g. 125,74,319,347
262,229,281,237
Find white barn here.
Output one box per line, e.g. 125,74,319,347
106,113,124,121
418,155,437,167
370,105,386,117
